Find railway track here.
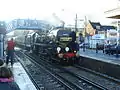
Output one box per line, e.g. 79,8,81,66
15,51,80,90
15,50,115,90
27,51,120,90
74,65,120,86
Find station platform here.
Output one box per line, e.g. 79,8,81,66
79,48,120,80
79,49,120,65
10,62,37,90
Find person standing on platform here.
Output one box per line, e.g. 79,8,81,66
6,38,15,67
78,33,84,45
107,40,111,55
96,43,98,53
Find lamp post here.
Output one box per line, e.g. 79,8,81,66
75,14,84,32
75,14,78,32
84,16,87,37
117,21,120,45
83,16,87,52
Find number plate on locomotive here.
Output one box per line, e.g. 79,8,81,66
60,37,72,41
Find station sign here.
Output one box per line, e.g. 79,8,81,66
92,34,105,40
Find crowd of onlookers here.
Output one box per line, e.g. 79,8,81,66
79,41,120,57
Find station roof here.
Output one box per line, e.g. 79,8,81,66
89,21,101,30
102,25,116,31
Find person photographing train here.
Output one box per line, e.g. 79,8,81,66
6,38,15,67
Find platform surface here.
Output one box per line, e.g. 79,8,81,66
79,49,120,65
11,62,37,90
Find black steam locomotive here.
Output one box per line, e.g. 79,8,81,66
15,28,79,64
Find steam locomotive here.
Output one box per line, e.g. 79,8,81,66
15,28,79,64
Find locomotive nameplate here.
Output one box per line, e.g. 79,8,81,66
60,37,72,41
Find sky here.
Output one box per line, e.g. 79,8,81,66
0,0,119,26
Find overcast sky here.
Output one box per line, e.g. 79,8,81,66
0,0,119,25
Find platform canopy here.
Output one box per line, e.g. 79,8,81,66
104,7,120,19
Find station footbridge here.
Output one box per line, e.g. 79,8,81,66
6,19,53,33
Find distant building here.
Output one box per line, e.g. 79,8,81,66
83,20,116,37
83,20,102,37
